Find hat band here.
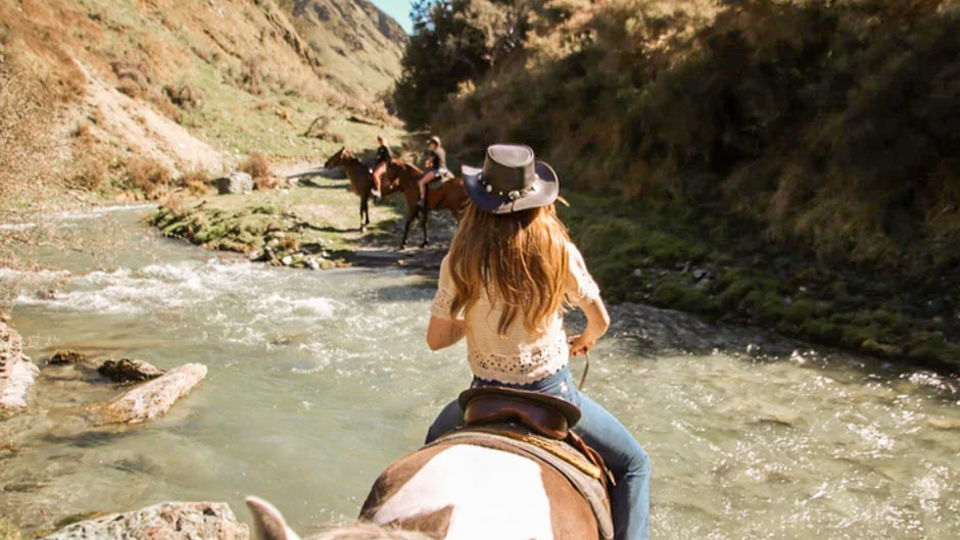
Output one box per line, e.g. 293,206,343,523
480,174,539,201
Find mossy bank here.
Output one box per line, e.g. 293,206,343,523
149,170,453,271
560,192,960,371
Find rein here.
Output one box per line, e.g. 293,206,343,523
577,351,590,391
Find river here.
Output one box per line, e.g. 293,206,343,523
1,206,958,539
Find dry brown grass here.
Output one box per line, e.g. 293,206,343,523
240,152,271,179
126,157,172,199
177,169,212,196
254,175,283,191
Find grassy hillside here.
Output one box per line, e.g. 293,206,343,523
0,0,402,205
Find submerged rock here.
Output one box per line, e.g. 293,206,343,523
89,363,207,425
1,321,39,419
97,358,165,383
216,172,254,195
39,501,248,540
48,350,91,365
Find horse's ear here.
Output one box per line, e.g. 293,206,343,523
246,496,303,540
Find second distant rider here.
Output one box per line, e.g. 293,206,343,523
416,135,447,207
370,134,392,200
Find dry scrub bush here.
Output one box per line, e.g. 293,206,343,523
178,170,212,196
127,157,172,199
241,152,271,180
69,157,108,191
254,175,282,191
164,84,201,109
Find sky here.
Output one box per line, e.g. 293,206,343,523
369,0,415,34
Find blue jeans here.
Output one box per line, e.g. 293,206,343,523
425,367,651,540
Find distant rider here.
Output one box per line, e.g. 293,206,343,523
416,135,447,207
370,134,392,200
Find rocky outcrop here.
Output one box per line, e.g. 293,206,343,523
39,502,248,540
1,320,39,419
216,172,254,195
88,363,207,425
97,358,165,383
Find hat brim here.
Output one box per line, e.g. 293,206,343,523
463,161,559,214
458,386,581,426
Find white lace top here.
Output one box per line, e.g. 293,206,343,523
430,242,602,384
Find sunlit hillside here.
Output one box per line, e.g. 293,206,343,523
0,0,404,212
279,0,408,99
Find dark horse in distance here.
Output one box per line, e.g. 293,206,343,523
382,159,468,249
323,147,400,233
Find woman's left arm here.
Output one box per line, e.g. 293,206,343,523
427,316,465,350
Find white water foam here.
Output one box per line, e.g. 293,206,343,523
54,203,158,221
0,222,37,231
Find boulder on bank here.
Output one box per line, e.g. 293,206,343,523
216,172,254,195
39,501,248,540
97,358,165,383
1,320,39,419
89,363,207,425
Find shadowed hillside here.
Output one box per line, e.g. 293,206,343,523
392,0,960,366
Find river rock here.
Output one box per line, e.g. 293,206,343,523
97,358,165,382
89,363,207,425
48,350,91,365
39,501,248,540
1,320,39,419
216,172,253,195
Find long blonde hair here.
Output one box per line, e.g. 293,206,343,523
447,202,571,336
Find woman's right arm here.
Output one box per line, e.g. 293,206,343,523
568,296,610,356
565,244,609,355
426,255,463,350
427,316,465,350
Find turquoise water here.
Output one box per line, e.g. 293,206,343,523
1,206,958,539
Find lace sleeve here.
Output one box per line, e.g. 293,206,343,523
565,243,601,307
430,255,458,319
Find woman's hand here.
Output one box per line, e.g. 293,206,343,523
569,297,610,356
568,333,595,356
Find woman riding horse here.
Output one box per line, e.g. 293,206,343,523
370,134,392,200
424,144,651,540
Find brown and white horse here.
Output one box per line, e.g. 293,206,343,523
247,439,599,540
381,159,468,249
323,148,400,233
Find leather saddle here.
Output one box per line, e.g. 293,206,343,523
427,169,455,190
458,386,611,486
459,386,580,439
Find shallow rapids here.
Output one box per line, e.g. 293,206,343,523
1,207,958,539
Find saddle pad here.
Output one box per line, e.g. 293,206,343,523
433,426,614,540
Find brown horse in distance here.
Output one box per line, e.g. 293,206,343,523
323,147,400,233
382,159,468,249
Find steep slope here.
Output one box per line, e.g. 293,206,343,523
279,0,408,99
0,0,404,213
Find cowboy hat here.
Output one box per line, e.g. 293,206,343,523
428,135,441,146
462,144,559,214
